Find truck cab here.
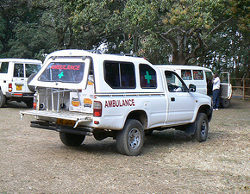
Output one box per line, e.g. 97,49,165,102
21,50,212,156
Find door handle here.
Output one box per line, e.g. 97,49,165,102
171,97,175,101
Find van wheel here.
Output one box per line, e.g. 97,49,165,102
0,90,6,108
194,113,209,142
221,99,230,108
25,99,33,108
59,132,85,146
116,119,144,156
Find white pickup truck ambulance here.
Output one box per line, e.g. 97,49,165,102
20,50,213,156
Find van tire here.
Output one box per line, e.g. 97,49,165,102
0,90,6,108
27,73,37,92
59,132,85,146
116,119,144,156
221,99,230,108
194,113,209,142
25,99,33,108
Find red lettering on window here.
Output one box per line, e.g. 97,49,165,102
50,65,80,71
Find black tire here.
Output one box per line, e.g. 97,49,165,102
221,99,230,108
194,113,209,142
25,99,33,108
116,119,144,156
0,90,6,108
59,132,85,146
27,73,37,92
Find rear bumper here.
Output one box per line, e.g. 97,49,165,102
6,92,34,98
30,120,93,136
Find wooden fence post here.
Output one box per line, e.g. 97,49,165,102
243,78,245,100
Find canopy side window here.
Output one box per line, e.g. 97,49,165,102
104,61,136,89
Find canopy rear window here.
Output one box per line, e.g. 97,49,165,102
39,62,85,83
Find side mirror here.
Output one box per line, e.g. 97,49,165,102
189,84,196,92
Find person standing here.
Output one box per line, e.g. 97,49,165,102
212,73,220,110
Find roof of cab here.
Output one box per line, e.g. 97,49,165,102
0,58,42,64
155,64,212,72
44,49,150,64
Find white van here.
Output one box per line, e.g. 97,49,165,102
155,65,232,108
0,58,42,107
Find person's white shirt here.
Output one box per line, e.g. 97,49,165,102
213,77,220,90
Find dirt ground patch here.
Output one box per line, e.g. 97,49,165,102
0,99,249,193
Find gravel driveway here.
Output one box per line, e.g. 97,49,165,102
0,99,249,193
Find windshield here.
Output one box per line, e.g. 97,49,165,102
39,62,85,83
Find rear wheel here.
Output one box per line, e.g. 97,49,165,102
0,90,6,108
25,99,33,108
59,132,85,146
194,113,209,142
116,119,144,156
221,99,230,108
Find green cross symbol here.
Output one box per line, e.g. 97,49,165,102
58,72,64,78
144,71,152,84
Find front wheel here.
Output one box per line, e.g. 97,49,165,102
59,132,85,146
116,119,144,156
194,113,209,142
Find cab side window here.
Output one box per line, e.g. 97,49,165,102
0,62,9,73
14,63,24,77
165,71,188,92
139,64,157,88
193,70,204,80
181,70,192,80
104,61,136,89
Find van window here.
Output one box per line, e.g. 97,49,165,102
181,70,192,80
0,62,9,73
14,63,24,77
25,64,41,77
193,70,204,80
104,61,135,89
165,71,188,92
139,64,157,88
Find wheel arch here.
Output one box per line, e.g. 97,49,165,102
126,110,148,129
197,104,212,122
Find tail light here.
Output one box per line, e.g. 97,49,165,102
8,83,12,92
93,101,102,117
33,95,37,110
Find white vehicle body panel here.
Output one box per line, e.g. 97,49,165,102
20,50,212,133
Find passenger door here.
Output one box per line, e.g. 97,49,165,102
165,71,195,124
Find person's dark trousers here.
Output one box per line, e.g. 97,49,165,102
213,89,220,109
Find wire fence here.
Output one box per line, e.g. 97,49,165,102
231,78,250,100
